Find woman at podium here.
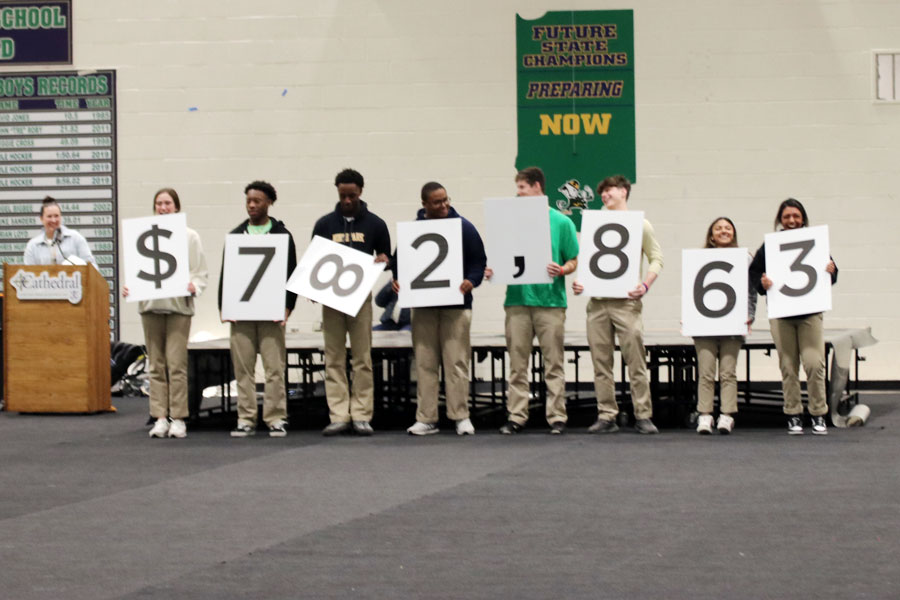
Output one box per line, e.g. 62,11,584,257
23,197,96,266
123,188,208,439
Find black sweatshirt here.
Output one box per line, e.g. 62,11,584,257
310,200,391,257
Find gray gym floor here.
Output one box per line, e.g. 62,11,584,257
1,392,897,599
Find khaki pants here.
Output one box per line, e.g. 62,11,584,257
586,298,653,420
322,295,374,423
141,312,191,420
229,320,287,427
504,305,567,426
411,307,472,423
770,313,827,416
693,336,743,415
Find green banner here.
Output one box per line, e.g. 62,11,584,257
516,10,635,230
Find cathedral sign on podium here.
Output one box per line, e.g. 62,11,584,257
9,268,82,303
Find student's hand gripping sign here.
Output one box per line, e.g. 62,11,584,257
763,225,831,319
681,248,749,337
221,234,288,321
396,218,463,308
576,210,644,298
286,235,385,317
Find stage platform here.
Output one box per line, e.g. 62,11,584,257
188,327,877,428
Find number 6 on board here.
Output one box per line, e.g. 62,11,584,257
681,248,749,337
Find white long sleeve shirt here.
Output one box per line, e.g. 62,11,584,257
23,225,96,266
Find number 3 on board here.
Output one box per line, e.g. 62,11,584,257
763,225,832,319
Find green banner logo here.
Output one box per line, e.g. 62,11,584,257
516,10,635,230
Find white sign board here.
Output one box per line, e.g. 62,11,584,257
576,210,644,298
221,234,289,321
121,213,190,303
681,248,749,337
397,218,463,308
483,196,552,285
287,235,385,317
764,225,832,319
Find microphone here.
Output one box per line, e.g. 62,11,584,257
52,227,70,264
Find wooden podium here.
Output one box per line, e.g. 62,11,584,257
3,264,111,413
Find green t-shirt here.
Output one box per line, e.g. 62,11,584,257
247,219,273,235
504,208,579,308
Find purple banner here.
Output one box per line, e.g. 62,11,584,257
0,1,72,65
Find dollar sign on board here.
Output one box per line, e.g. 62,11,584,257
136,224,177,288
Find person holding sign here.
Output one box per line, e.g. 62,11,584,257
23,196,96,266
748,199,837,435
573,175,663,434
312,168,391,436
392,182,486,436
373,281,410,331
691,217,756,435
123,188,208,439
217,181,297,438
489,167,579,435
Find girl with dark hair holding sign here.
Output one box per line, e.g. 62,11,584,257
748,199,837,435
693,217,756,435
123,188,208,439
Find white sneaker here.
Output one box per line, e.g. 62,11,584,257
456,418,475,435
149,418,169,438
696,414,713,434
716,414,735,434
168,418,187,438
268,420,288,437
406,421,439,436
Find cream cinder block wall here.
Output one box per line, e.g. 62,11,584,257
70,0,898,379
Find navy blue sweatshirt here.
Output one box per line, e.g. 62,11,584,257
391,206,487,310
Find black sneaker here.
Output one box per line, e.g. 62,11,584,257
787,416,804,435
634,419,659,435
587,418,619,434
352,421,374,436
231,421,256,438
810,415,828,435
549,421,566,435
322,421,351,436
499,421,524,435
